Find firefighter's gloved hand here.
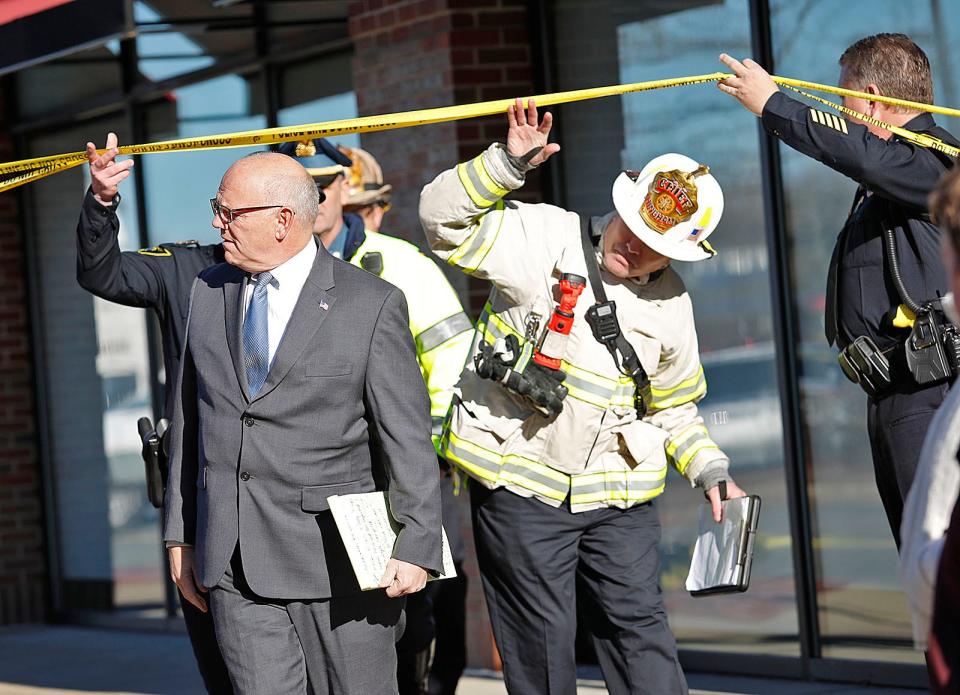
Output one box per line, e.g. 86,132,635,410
474,335,567,417
502,361,567,417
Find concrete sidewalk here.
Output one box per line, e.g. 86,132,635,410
0,625,924,695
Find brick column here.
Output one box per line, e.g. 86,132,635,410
0,91,47,624
349,0,541,670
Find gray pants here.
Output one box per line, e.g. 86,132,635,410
210,550,405,695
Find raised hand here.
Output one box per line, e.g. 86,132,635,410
506,98,560,169
717,54,779,117
86,132,134,207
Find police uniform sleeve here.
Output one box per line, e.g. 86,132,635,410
76,187,169,310
419,143,567,306
762,91,947,209
643,291,732,491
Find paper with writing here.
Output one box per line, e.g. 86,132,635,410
328,491,456,591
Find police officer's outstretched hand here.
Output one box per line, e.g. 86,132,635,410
506,97,560,170
707,480,748,524
717,54,779,117
86,132,135,208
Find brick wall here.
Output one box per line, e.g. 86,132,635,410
0,90,47,624
349,0,543,670
349,0,544,315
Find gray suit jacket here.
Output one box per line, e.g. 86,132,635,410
163,243,443,599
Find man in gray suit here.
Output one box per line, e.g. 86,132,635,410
164,152,443,695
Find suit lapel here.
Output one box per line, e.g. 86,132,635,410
223,268,251,402
251,244,337,403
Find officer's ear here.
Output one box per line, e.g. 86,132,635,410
863,83,883,113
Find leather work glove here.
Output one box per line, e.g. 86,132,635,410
474,334,567,417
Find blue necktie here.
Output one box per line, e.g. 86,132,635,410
243,272,276,397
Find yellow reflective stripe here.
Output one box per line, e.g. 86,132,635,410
448,200,506,273
480,303,522,341
456,154,507,209
457,160,493,208
415,312,473,353
644,365,707,411
441,429,569,501
472,154,510,199
570,469,667,505
665,424,719,474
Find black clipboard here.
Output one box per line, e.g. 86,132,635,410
688,495,761,597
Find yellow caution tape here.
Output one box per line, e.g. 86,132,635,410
781,84,960,158
2,71,958,194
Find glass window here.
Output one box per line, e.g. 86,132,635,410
141,73,268,248
15,44,122,120
277,52,360,150
27,116,163,613
552,0,798,656
134,0,255,83
770,0,960,663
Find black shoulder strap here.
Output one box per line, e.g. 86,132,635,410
580,216,608,302
580,217,651,415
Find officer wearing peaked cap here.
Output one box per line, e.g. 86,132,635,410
420,98,747,694
719,34,960,548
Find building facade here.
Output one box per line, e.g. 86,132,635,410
2,0,959,688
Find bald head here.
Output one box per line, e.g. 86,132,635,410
225,152,320,231
213,152,320,273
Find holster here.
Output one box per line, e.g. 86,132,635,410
837,336,893,397
138,417,169,509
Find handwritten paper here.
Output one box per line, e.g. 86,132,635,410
328,491,457,591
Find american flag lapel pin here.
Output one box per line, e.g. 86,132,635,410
319,299,329,311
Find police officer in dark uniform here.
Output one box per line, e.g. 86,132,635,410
718,34,958,545
76,133,356,693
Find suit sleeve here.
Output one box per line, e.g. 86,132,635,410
762,91,948,209
163,279,200,545
76,187,168,310
365,287,444,574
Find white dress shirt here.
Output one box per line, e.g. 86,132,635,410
243,238,318,366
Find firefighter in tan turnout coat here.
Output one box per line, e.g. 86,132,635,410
419,99,747,695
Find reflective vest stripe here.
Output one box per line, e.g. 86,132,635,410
456,155,507,208
665,423,718,474
448,200,505,272
644,365,707,411
432,416,445,438
442,430,569,501
415,311,473,353
570,469,667,506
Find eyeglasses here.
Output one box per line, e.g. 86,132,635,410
210,199,287,224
